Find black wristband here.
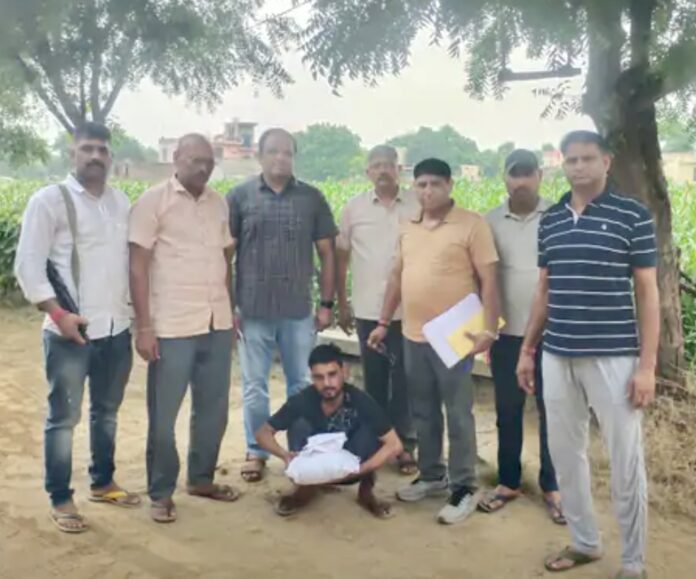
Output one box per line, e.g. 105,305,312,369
320,300,335,309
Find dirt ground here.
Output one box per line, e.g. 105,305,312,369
1,306,695,579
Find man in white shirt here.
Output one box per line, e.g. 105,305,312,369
478,150,563,523
336,145,419,474
14,122,139,533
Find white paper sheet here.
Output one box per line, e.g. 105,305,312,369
422,293,482,368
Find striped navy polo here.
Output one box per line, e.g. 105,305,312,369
538,189,657,357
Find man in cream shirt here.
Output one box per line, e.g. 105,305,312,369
337,145,420,474
479,149,563,523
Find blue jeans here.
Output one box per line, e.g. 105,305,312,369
490,335,558,492
146,330,233,501
239,315,316,458
43,329,132,507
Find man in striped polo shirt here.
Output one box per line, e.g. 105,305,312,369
517,131,659,579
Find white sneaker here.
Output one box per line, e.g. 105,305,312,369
437,489,478,525
396,477,449,502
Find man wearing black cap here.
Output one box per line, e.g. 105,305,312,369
478,149,564,523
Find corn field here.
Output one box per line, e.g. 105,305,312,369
2,177,696,357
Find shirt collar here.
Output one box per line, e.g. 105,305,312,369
560,186,612,210
411,200,455,224
64,173,111,199
171,176,213,200
369,187,403,204
503,197,549,220
64,174,85,195
259,174,297,195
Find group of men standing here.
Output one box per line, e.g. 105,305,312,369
14,121,658,579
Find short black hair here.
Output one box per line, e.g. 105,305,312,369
368,144,398,163
258,127,297,154
560,130,609,155
413,158,452,180
73,121,111,143
308,344,344,368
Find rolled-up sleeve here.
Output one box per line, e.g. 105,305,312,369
537,218,549,268
14,193,58,304
313,190,338,241
128,188,160,249
469,216,499,266
226,188,242,239
336,201,353,251
629,206,657,268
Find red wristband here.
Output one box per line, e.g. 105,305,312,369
378,319,390,328
49,307,69,324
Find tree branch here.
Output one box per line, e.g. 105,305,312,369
87,2,103,123
498,65,582,82
33,38,83,124
100,70,129,120
14,56,74,133
90,50,103,122
629,0,655,69
582,0,624,130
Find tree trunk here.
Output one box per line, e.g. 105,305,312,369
605,105,685,386
583,0,685,386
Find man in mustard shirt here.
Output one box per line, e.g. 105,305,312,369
369,158,500,525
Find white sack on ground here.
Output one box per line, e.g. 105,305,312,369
285,432,361,485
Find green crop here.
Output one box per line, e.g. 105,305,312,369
2,177,696,358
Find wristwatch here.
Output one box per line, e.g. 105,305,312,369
320,299,335,310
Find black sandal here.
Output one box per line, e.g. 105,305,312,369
477,490,519,513
544,546,601,573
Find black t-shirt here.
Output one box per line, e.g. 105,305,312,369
268,384,392,438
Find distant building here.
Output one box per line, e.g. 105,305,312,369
213,119,257,160
159,138,178,164
152,119,260,182
662,151,696,183
542,149,563,170
159,118,257,163
460,164,481,181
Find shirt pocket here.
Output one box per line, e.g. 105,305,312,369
241,209,261,241
207,214,231,249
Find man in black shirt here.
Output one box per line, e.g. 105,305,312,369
255,344,403,518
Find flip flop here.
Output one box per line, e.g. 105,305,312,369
89,489,142,508
397,453,419,476
274,487,317,517
50,510,88,534
544,496,567,525
544,546,602,573
150,500,177,523
187,483,241,502
274,495,300,518
477,490,519,513
241,456,266,483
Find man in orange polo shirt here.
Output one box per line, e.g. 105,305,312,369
129,134,240,523
369,158,500,525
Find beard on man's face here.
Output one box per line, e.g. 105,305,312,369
78,160,107,180
320,386,341,400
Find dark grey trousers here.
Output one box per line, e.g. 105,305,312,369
403,339,478,493
355,319,416,454
146,330,233,501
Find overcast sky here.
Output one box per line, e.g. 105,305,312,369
104,24,595,152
